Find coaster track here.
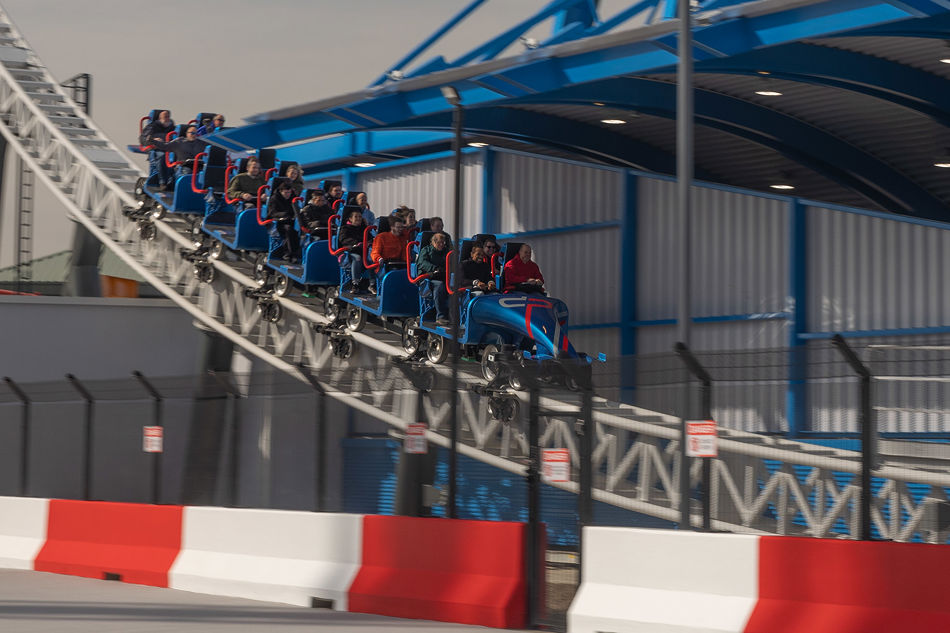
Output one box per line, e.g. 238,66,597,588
0,5,946,541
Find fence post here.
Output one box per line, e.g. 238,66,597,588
65,373,94,501
674,342,713,531
132,371,163,505
210,371,242,508
830,334,874,541
577,385,594,538
297,365,329,512
526,382,542,629
4,377,30,496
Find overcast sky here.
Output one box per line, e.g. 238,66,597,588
0,0,561,267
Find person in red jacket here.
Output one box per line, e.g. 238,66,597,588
503,243,545,294
369,219,409,265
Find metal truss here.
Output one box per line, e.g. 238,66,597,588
0,5,947,542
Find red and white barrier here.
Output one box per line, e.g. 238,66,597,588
568,528,759,633
0,499,532,629
33,500,183,587
348,515,529,629
169,508,362,610
0,496,49,569
569,527,950,633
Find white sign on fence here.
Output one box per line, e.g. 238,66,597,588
143,426,163,453
686,420,718,458
542,448,571,483
405,422,428,454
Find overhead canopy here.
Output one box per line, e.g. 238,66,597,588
209,0,950,220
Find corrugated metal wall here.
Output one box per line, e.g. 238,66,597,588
637,178,789,321
355,154,484,238
348,146,950,435
494,152,623,232
807,207,950,332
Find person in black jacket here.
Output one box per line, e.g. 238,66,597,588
299,190,334,239
140,110,175,189
462,240,496,293
338,208,367,293
267,180,300,262
150,125,206,175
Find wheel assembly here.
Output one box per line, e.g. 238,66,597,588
208,240,225,261
427,336,449,364
323,287,341,320
253,252,269,285
273,273,291,297
481,344,501,382
345,305,366,332
138,222,156,241
401,318,425,355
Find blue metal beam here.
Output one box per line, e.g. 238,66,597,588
211,0,943,152
275,130,454,169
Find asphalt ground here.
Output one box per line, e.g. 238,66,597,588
0,569,530,633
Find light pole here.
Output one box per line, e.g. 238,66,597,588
677,0,695,530
441,85,464,519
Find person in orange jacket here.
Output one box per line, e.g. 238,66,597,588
370,218,410,266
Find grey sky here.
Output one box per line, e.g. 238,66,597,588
0,0,555,267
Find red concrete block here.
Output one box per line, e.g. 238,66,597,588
34,500,183,588
746,536,950,633
348,516,528,628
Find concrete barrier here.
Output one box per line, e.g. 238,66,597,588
348,515,528,629
568,528,760,633
0,496,49,569
746,536,950,633
170,508,363,610
33,500,183,587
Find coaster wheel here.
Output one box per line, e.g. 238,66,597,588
401,318,425,355
481,344,502,382
253,252,269,285
427,336,449,364
345,305,366,332
208,240,225,260
323,286,341,320
274,273,292,298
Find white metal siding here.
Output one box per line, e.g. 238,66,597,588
807,207,950,333
495,152,623,233
525,227,620,326
356,154,483,239
637,178,789,321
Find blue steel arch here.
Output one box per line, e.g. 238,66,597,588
496,77,948,218
684,42,950,126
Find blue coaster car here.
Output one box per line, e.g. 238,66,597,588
199,149,275,274
403,237,593,387
327,214,418,331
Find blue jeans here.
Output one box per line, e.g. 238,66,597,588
148,151,172,187
344,252,364,285
430,280,448,319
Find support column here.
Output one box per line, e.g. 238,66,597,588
787,200,808,436
180,329,234,505
620,172,638,402
63,223,102,297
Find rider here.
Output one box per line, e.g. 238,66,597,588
227,156,266,209
503,243,545,294
416,232,451,325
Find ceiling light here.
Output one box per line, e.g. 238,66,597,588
935,161,950,168
755,90,783,96
354,162,376,168
468,142,489,148
593,102,605,106
941,58,950,64
601,119,626,125
769,184,795,190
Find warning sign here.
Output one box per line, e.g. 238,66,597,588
542,448,571,483
405,422,428,454
143,426,163,453
686,420,717,458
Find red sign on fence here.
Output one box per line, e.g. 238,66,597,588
143,426,163,453
686,420,717,458
542,448,571,483
405,423,428,454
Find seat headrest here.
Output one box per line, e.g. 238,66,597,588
419,218,432,232
376,216,391,232
345,191,365,205
503,242,523,264
258,148,277,170
459,240,476,261
207,146,228,166
417,231,434,248
305,188,324,201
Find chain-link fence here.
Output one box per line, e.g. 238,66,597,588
2,337,950,630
